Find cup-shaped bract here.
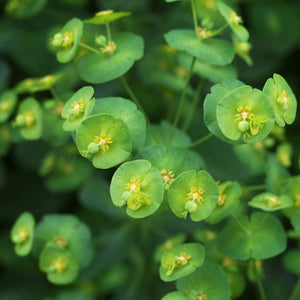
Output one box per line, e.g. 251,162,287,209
85,10,131,24
77,32,144,84
61,86,95,131
206,181,242,224
168,170,219,221
110,159,164,218
33,214,93,268
0,90,17,124
10,211,35,256
217,2,249,42
249,192,293,212
263,73,297,127
216,85,275,143
51,18,83,63
39,246,79,285
76,113,132,169
14,97,43,140
159,243,205,282
92,97,146,154
164,29,234,66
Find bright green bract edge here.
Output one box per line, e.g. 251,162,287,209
0,90,17,124
110,159,164,218
164,29,235,66
85,11,131,24
77,32,144,84
76,113,132,169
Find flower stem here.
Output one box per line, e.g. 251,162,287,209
210,23,229,37
168,56,196,145
253,259,267,300
50,87,60,101
289,278,300,300
105,22,112,42
190,0,199,32
182,78,204,132
186,132,213,149
79,42,102,55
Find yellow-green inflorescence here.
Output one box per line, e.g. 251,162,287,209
161,251,191,276
87,133,113,155
184,187,205,214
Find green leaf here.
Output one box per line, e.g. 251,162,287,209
0,90,17,124
5,0,47,18
162,291,190,300
160,243,205,282
291,209,300,235
219,212,287,260
77,32,144,84
33,214,93,268
263,73,297,127
110,159,165,218
168,170,219,221
176,261,230,300
39,246,79,285
92,97,146,154
10,211,35,257
76,113,132,169
85,11,131,24
164,29,235,66
283,249,300,276
61,86,95,131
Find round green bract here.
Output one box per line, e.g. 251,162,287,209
110,159,164,218
217,2,249,42
159,243,205,282
162,291,190,300
85,11,131,24
39,246,79,285
10,211,35,257
216,86,275,143
248,192,293,212
164,29,235,66
206,181,242,224
56,18,83,63
263,73,297,127
219,212,287,260
176,261,230,300
204,79,245,144
77,32,144,84
0,90,17,124
61,86,95,131
283,249,300,276
33,214,93,268
168,170,219,221
76,113,132,169
92,97,146,153
16,97,43,140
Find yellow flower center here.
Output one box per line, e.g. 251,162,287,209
175,252,191,265
94,133,113,151
187,187,204,203
62,31,73,48
277,90,291,106
54,236,68,249
24,111,35,127
204,230,217,241
96,10,114,16
160,169,175,184
235,106,254,121
267,196,281,206
101,41,117,55
230,11,242,25
71,99,85,115
204,0,216,9
52,259,66,273
197,27,212,39
0,100,12,112
163,240,174,251
217,193,226,206
222,257,236,268
125,177,141,192
40,75,54,84
254,141,264,151
197,293,208,300
17,227,29,242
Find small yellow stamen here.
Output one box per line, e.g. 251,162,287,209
217,193,226,206
125,177,141,192
197,27,212,39
53,102,64,115
52,259,66,273
277,90,291,106
24,112,35,126
54,236,68,249
204,230,216,241
175,253,191,265
96,10,114,16
222,257,236,268
100,41,117,55
230,11,242,25
160,169,175,184
295,195,300,207
267,196,281,206
197,293,208,300
94,133,113,151
235,106,254,121
187,187,204,203
40,75,54,84
17,227,29,242
62,31,73,48
71,99,85,115
163,240,174,251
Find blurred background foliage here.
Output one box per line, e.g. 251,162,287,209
0,0,300,299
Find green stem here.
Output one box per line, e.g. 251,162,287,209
182,78,205,132
253,259,267,300
50,87,60,101
231,212,249,234
190,0,199,32
289,278,300,300
105,22,112,42
168,56,196,145
79,42,102,55
186,132,213,149
210,23,229,37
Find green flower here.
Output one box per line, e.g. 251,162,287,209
0,90,17,124
10,212,35,256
